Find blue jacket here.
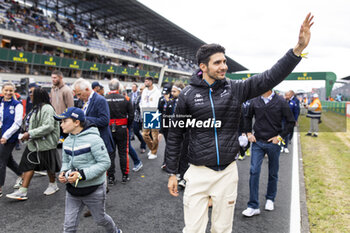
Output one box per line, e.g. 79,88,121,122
288,99,299,121
61,125,111,188
0,97,22,143
291,95,300,121
85,92,115,153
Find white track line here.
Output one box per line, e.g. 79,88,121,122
290,130,301,233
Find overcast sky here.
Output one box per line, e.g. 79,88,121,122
138,0,350,92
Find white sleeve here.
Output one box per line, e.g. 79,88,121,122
2,104,23,140
149,90,161,108
140,91,145,108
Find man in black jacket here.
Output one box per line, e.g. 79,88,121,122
105,79,135,184
166,13,313,232
242,90,295,217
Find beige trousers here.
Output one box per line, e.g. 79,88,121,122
183,161,238,233
142,128,159,154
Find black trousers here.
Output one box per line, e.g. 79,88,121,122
108,125,129,178
0,142,22,186
178,133,189,179
162,130,169,165
239,142,251,156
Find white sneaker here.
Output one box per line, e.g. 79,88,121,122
284,148,289,154
148,153,157,159
242,207,260,217
265,199,274,211
147,151,151,156
280,147,284,153
132,162,143,172
13,177,23,189
43,183,59,195
6,189,28,200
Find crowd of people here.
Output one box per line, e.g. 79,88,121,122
0,1,196,73
0,12,314,233
0,69,190,232
1,0,65,42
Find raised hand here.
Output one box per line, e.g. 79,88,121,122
293,13,314,56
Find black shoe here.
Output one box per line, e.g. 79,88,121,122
130,136,135,141
305,133,312,136
108,176,115,185
312,134,318,137
122,175,130,184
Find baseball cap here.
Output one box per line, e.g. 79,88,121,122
91,81,101,89
54,107,85,122
162,85,172,95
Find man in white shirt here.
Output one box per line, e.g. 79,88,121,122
140,77,161,159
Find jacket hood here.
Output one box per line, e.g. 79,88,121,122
190,69,227,90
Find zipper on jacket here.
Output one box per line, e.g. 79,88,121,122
206,84,220,166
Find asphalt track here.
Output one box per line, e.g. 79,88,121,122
1,136,297,233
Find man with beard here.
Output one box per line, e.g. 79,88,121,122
140,77,161,159
166,13,314,233
50,70,74,115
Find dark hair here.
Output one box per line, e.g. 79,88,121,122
196,44,226,66
52,70,63,77
145,77,153,82
72,118,85,127
31,87,51,122
32,87,50,109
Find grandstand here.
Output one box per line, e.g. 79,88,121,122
0,0,247,91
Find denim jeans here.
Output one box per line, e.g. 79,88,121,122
133,121,146,149
283,133,290,148
129,132,141,166
248,141,281,209
63,184,118,233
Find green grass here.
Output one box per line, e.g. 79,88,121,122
299,116,350,233
298,111,347,133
